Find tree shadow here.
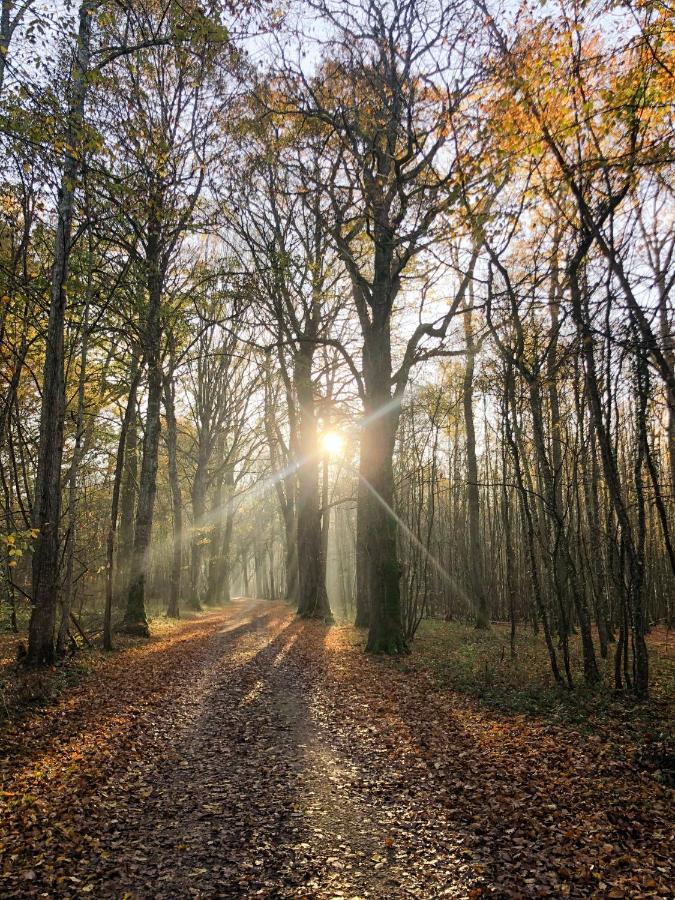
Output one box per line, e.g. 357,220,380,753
19,609,667,898
306,624,670,897
89,615,490,898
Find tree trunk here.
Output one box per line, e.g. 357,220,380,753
241,550,250,596
27,2,92,666
56,243,93,656
294,348,331,619
123,222,164,636
190,456,208,609
117,354,140,600
221,468,235,604
362,317,406,654
163,372,182,618
254,541,266,599
263,349,298,602
282,484,298,602
2,477,18,633
321,453,330,585
527,378,599,686
501,442,516,657
578,390,612,657
659,280,675,499
354,453,372,627
105,367,143,650
206,465,224,606
0,1,10,98
504,365,562,684
463,302,488,628
545,280,573,651
570,266,649,696
207,464,235,605
0,0,32,97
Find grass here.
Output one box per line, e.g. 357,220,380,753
397,618,674,783
409,620,673,717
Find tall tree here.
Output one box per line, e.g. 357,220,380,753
275,0,482,650
92,6,229,632
232,135,342,619
27,0,93,664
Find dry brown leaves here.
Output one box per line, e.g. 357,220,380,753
308,624,673,898
0,607,672,898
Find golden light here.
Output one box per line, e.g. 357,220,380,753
320,431,345,457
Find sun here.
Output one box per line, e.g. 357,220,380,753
320,431,345,456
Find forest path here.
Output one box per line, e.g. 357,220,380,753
86,602,468,899
2,603,672,898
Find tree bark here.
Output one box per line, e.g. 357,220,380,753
295,348,331,619
56,240,93,656
321,452,330,585
123,216,164,636
163,372,182,618
570,266,648,696
190,455,208,609
659,279,675,498
263,350,299,602
282,483,298,602
117,354,140,600
254,540,267,599
27,1,92,665
105,367,143,651
504,367,563,684
0,0,37,97
354,452,372,627
241,550,250,597
207,463,235,604
463,302,488,628
0,1,10,97
527,377,600,686
362,315,406,654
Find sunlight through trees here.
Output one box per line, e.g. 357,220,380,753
0,0,672,698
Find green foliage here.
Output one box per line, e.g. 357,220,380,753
1,529,38,571
407,619,674,736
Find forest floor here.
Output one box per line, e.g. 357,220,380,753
0,600,673,898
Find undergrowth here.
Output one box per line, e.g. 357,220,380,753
395,619,674,785
0,610,200,724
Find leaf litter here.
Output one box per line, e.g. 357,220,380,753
0,602,672,898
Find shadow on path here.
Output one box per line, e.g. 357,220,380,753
81,612,480,898
5,604,665,898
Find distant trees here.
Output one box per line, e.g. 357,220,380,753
469,0,674,694
94,5,228,634
230,120,344,619
182,286,262,609
5,0,244,658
